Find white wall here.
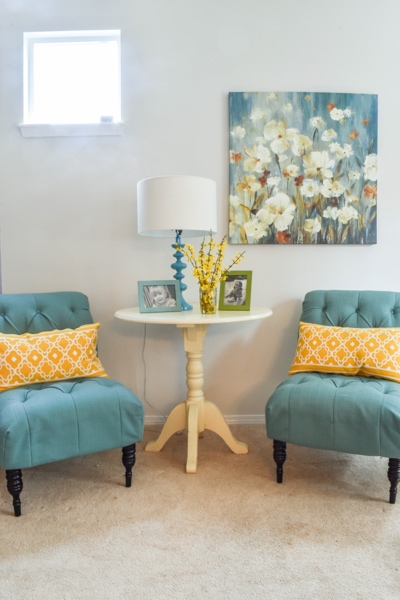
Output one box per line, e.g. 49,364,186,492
1,0,399,422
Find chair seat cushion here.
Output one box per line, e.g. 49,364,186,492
0,377,144,469
266,372,400,458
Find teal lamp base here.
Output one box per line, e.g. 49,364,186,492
171,231,192,311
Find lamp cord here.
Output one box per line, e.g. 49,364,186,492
141,323,166,419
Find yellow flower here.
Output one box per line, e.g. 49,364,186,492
179,233,245,292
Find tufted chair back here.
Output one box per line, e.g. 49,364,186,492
0,291,93,335
300,290,400,328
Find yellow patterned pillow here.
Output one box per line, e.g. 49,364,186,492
288,322,400,383
0,323,107,391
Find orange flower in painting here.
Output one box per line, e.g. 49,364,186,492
277,231,291,244
364,184,377,198
327,102,335,111
230,151,242,163
349,130,359,140
363,118,370,125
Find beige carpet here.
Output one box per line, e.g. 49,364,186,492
1,425,400,599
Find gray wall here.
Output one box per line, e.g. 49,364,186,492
1,0,398,422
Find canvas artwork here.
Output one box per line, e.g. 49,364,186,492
229,92,378,245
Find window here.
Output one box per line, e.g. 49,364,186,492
20,30,122,137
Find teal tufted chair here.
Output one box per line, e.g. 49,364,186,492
0,292,144,516
266,290,400,504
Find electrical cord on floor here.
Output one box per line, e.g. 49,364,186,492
141,323,167,420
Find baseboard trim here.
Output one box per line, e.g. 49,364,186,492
144,414,265,426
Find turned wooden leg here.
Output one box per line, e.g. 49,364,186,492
6,469,23,517
387,458,400,504
273,440,287,484
122,444,136,488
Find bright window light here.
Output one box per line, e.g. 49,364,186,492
23,30,121,125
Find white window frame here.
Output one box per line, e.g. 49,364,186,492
19,30,123,138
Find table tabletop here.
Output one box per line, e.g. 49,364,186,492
114,305,273,326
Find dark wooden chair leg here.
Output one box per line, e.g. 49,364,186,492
273,440,287,484
122,444,136,488
6,469,23,517
387,458,400,504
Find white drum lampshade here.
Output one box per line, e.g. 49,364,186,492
137,175,218,310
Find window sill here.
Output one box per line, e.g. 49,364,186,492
18,122,124,138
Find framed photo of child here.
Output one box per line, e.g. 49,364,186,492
219,271,252,311
138,280,182,313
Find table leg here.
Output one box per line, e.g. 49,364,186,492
204,401,248,454
145,402,186,452
186,402,199,473
145,323,248,472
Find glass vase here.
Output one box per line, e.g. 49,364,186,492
199,288,217,314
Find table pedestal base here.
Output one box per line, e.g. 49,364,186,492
145,323,248,473
145,399,248,473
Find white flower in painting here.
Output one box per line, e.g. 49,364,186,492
284,164,300,177
347,194,360,204
320,180,333,198
236,174,262,194
230,195,241,208
263,120,298,155
231,126,246,139
329,142,341,154
363,154,377,181
243,218,268,240
263,121,285,142
323,206,339,220
256,208,275,226
250,108,265,121
332,143,354,159
338,205,358,224
278,153,289,164
267,176,281,188
348,171,361,180
292,134,313,156
310,116,325,128
268,93,278,100
322,129,337,142
300,179,320,198
303,151,335,179
260,192,296,232
243,144,272,173
304,218,321,234
330,108,345,121
332,181,347,198
283,103,293,113
320,178,345,198
330,106,351,121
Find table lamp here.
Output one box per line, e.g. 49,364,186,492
137,175,218,311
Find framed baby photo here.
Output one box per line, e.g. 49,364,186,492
138,280,182,313
219,271,252,311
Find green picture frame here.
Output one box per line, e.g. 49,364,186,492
219,271,252,311
138,280,182,313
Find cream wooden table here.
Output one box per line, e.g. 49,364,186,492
114,306,272,473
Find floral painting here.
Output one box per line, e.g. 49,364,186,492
229,92,378,244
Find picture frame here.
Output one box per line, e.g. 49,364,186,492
138,280,182,313
219,271,252,311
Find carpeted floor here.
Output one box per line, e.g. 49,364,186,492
1,425,400,599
